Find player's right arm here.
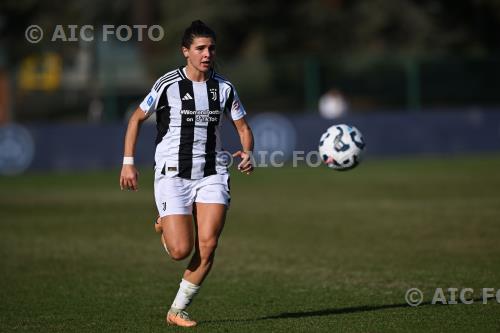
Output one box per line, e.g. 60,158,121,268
120,107,150,191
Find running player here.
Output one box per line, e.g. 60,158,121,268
119,20,254,327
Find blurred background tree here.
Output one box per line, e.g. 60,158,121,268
1,0,499,120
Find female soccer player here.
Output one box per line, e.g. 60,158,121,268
119,20,254,327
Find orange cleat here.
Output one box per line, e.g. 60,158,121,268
166,308,197,327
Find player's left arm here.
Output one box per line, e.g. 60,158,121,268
232,117,254,175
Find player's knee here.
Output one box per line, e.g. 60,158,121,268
169,244,192,261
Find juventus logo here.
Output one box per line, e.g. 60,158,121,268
209,88,218,101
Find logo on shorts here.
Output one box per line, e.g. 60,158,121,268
162,202,166,211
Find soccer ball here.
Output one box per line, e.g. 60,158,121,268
318,124,365,170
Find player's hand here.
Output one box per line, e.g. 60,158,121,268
232,150,254,175
120,165,139,191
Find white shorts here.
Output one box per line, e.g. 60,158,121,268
154,173,231,217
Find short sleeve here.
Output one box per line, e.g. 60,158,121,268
139,89,160,115
227,88,246,121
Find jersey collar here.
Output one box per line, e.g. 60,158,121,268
178,66,215,81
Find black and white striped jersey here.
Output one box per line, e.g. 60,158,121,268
139,66,246,179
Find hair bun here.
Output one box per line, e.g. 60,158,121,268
181,20,216,48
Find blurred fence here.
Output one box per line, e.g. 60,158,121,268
223,55,500,112
3,109,498,173
8,52,500,122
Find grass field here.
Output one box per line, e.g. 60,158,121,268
1,155,500,332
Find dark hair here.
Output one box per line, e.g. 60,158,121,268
181,20,216,48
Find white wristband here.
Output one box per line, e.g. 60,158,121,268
123,156,134,165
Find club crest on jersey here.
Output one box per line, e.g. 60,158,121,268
209,88,218,101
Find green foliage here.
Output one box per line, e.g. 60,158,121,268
3,0,500,59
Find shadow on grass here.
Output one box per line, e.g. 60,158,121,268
203,298,487,324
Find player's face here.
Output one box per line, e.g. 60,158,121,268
183,37,216,74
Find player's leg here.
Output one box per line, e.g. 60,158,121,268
166,174,230,327
183,203,226,284
160,214,194,260
167,203,226,327
154,175,195,260
183,174,230,284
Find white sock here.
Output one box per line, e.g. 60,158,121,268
171,278,200,311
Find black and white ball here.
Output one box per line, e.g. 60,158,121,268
318,124,365,170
